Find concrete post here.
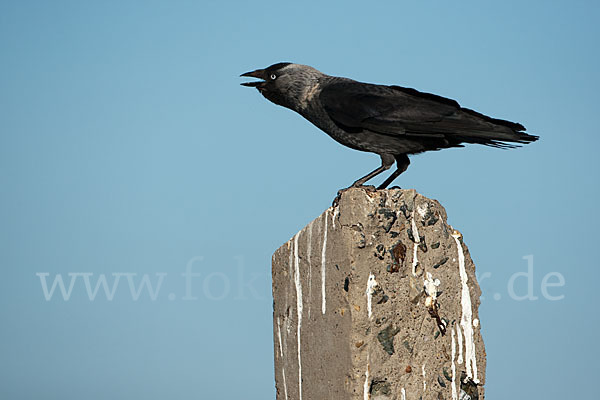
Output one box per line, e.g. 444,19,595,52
272,188,486,400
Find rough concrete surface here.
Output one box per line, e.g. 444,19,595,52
272,188,486,400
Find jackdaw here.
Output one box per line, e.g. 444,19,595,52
241,63,538,189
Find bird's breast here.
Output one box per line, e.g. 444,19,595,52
299,104,424,155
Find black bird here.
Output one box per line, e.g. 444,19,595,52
241,63,538,189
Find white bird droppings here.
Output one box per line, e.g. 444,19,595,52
424,272,441,300
277,317,289,400
417,202,428,219
293,234,303,400
411,211,421,276
456,324,463,365
332,206,339,229
453,232,479,383
366,273,378,319
321,210,328,315
451,328,458,400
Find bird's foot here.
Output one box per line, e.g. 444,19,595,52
332,189,344,208
377,184,402,190
332,185,377,207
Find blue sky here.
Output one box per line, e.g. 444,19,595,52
1,1,598,398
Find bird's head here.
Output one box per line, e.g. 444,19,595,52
241,62,323,110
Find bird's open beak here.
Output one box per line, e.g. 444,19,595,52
240,69,266,87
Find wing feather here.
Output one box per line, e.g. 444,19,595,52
319,81,536,147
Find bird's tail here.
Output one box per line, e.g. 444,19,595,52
454,131,538,149
449,107,539,149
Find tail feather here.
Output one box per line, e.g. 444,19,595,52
451,131,538,149
461,107,526,132
448,108,539,148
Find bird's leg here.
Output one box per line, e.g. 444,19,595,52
351,154,395,187
377,154,410,189
332,154,395,207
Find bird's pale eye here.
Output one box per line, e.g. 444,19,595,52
270,74,277,80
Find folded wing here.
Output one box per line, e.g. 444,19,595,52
319,81,538,150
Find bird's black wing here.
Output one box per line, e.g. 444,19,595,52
319,81,458,136
319,81,536,148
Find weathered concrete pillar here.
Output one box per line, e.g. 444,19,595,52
272,188,486,400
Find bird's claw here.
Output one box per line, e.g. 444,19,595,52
332,185,377,207
332,189,344,208
377,184,402,190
